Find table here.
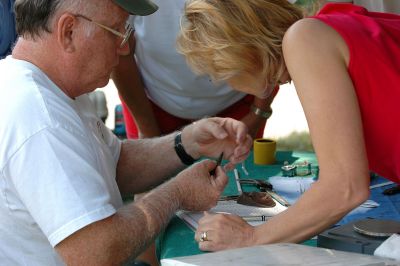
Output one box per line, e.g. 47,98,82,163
156,151,400,260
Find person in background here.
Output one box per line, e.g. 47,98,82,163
112,0,278,140
0,0,253,265
113,2,276,263
0,0,17,58
177,0,400,251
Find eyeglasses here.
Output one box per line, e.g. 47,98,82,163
74,14,133,48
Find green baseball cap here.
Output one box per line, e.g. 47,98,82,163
113,0,158,15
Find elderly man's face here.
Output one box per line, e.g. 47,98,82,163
73,1,130,93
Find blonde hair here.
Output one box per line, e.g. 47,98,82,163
177,0,303,85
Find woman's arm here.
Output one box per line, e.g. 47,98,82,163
111,35,161,138
241,93,277,138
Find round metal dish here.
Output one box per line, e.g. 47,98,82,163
353,219,400,238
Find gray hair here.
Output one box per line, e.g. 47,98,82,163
14,0,91,39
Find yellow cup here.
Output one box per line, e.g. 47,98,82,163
253,138,276,165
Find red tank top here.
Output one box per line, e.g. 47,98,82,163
313,4,400,183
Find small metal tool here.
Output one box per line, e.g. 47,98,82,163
241,162,249,176
239,179,273,191
369,181,394,189
234,169,243,195
210,152,224,176
219,195,239,201
265,190,291,207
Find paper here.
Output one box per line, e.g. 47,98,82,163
177,199,287,229
161,243,396,266
268,176,315,205
374,233,400,261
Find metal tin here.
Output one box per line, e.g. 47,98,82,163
294,161,312,176
281,164,297,177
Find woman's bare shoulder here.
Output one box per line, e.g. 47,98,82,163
284,18,349,64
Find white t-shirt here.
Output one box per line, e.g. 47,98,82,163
0,57,123,265
130,0,246,120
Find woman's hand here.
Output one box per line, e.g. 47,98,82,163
194,212,256,251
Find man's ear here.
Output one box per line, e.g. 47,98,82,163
56,14,77,53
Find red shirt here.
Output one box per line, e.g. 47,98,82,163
314,4,400,183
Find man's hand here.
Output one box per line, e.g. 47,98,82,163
181,117,252,168
174,160,228,211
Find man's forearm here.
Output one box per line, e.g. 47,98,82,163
56,179,182,265
116,133,185,195
111,180,182,261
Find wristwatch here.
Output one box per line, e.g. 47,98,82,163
250,104,273,119
174,131,195,165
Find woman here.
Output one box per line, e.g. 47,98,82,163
177,0,400,251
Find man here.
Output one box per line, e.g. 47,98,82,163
0,0,252,265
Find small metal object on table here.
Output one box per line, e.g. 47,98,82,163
281,162,297,177
241,162,249,176
317,219,393,255
239,178,290,207
239,179,273,191
294,161,312,176
383,185,400,196
353,219,400,237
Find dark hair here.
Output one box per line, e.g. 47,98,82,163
14,0,64,38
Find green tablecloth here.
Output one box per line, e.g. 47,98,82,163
157,150,318,260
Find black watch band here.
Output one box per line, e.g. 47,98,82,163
174,132,195,165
